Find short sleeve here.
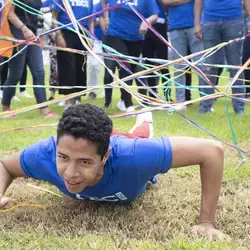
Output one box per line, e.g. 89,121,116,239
145,0,160,17
42,0,53,8
20,136,57,181
134,137,172,179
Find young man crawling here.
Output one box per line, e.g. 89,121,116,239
0,104,227,240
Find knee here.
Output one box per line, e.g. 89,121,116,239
33,69,45,83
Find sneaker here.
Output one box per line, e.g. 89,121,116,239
45,110,59,118
75,100,81,105
173,104,187,112
3,109,16,118
88,92,97,100
198,107,215,113
126,106,136,112
18,91,33,99
104,103,111,109
48,96,54,101
117,100,126,112
58,100,65,107
12,96,21,102
129,112,154,138
235,110,245,115
101,91,105,99
0,90,2,99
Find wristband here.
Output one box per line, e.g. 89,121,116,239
20,24,26,31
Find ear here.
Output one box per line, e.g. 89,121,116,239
102,147,112,164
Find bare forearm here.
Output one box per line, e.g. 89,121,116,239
8,6,24,29
88,17,94,34
194,0,203,25
0,161,13,197
199,143,224,225
146,14,158,25
101,0,109,19
52,10,59,29
162,0,191,6
244,0,250,16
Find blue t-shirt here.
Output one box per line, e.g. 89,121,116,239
52,0,93,28
106,0,159,41
155,0,167,24
20,135,172,204
93,0,103,40
42,0,54,8
203,0,243,22
168,1,194,31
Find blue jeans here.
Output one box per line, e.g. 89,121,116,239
199,18,245,113
2,26,47,107
169,27,204,102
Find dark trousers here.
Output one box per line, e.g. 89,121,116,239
103,35,142,108
57,29,87,95
0,57,27,92
242,35,250,95
2,27,46,107
142,23,170,98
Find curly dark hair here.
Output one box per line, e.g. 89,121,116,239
57,104,113,159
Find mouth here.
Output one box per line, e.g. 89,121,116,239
64,180,82,189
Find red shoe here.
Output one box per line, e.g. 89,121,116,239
3,109,16,118
45,110,59,118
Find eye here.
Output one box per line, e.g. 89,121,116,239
58,155,68,161
79,160,89,165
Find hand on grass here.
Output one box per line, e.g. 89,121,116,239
192,223,230,241
0,195,9,208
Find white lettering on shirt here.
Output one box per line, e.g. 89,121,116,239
75,192,128,202
70,0,89,7
117,0,138,6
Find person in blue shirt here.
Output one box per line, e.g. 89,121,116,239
52,0,94,107
194,0,250,114
163,0,204,111
0,103,227,240
142,0,170,100
101,0,159,112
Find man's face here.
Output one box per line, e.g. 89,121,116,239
56,135,110,194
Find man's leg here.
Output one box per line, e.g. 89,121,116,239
199,21,221,113
169,29,188,103
222,18,245,113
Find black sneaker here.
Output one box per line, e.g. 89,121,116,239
88,92,97,100
104,103,111,109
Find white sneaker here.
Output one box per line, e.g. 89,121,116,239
101,91,105,99
76,100,81,105
58,100,65,107
0,90,2,99
173,104,187,112
13,96,21,102
18,91,33,99
129,112,154,138
126,106,136,112
117,100,126,112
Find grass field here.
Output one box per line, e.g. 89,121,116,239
0,69,249,249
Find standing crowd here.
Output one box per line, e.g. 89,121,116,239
0,0,249,117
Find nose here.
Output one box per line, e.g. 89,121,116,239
64,162,80,180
